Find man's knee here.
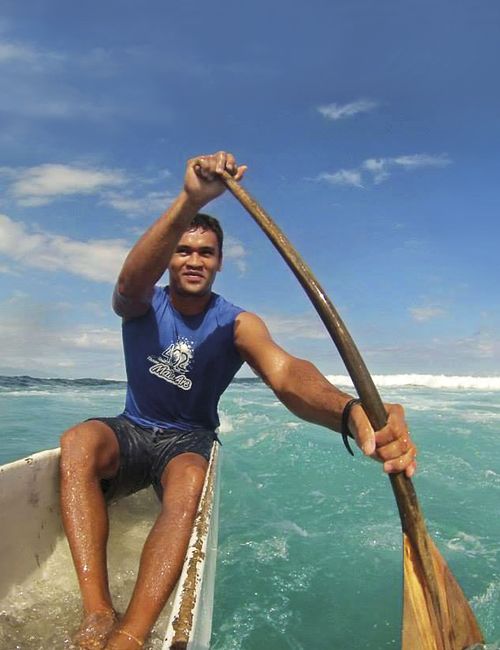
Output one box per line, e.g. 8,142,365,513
60,421,119,480
161,454,208,514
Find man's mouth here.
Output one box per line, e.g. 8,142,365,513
182,272,204,281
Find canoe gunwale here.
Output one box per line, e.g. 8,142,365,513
163,442,220,649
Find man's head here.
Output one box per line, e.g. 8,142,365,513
168,213,224,301
186,213,223,259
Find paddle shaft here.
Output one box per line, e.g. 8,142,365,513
220,171,451,643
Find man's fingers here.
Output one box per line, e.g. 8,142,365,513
192,157,216,182
375,403,408,446
377,436,416,461
192,152,244,180
349,401,418,477
349,405,376,456
225,153,237,174
383,443,417,474
215,151,227,174
234,165,247,181
405,459,417,478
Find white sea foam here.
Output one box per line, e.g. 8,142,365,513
218,411,234,434
278,520,310,538
326,374,500,391
248,536,289,563
446,531,486,557
471,581,500,644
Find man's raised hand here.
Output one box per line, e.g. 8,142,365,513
184,151,247,207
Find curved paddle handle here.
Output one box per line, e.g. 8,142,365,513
220,173,420,523
221,171,484,649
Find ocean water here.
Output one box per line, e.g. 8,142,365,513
0,374,499,649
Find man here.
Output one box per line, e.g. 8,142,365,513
60,151,416,649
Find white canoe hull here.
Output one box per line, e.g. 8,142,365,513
0,444,220,649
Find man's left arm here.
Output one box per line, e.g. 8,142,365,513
234,311,417,477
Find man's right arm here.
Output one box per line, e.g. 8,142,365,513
113,190,204,319
113,152,246,319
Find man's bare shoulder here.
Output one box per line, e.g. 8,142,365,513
235,311,271,338
112,285,152,320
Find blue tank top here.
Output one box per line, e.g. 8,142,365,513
122,287,244,431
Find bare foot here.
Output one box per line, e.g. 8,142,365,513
72,609,118,649
105,627,145,649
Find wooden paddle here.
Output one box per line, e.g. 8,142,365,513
220,170,485,650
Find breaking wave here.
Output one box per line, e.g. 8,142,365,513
326,374,500,391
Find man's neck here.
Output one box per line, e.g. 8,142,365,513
169,289,213,316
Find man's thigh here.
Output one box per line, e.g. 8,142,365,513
160,452,209,512
89,416,155,501
151,428,215,500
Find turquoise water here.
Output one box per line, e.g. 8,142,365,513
0,375,499,648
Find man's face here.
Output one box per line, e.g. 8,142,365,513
168,228,222,298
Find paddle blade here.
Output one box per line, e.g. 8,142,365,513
402,534,484,650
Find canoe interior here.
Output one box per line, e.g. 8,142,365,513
0,445,220,649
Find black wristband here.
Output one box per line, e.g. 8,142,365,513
341,398,361,456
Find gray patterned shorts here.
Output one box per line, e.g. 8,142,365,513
89,415,218,501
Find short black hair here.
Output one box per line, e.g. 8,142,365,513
187,213,224,256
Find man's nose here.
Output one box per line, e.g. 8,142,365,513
186,252,203,266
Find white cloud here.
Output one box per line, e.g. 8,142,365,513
361,330,500,373
362,158,392,184
316,169,363,188
0,41,36,63
392,154,451,169
317,153,452,189
0,263,18,275
263,313,329,340
0,295,124,378
2,163,177,215
0,39,141,122
0,214,249,283
362,154,451,185
103,189,174,217
0,39,65,72
0,214,128,283
60,327,121,350
409,305,447,322
317,99,379,121
8,164,127,206
224,235,248,274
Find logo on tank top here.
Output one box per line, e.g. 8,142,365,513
147,338,194,390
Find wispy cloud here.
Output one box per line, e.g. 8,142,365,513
363,154,451,184
316,169,363,188
60,327,121,350
224,236,248,274
0,214,128,283
0,41,37,63
0,263,18,275
409,305,447,322
361,330,500,372
103,189,174,217
0,295,123,378
263,313,329,340
6,164,127,206
362,158,391,184
0,39,65,67
317,99,379,121
0,37,167,123
316,153,452,188
0,213,249,281
2,163,176,217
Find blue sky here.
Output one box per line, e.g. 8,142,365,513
0,0,499,379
